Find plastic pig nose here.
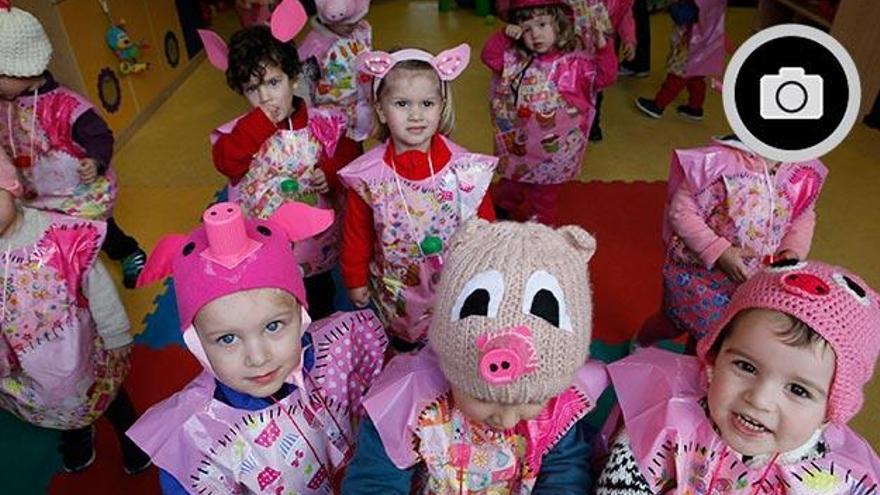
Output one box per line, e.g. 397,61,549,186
202,202,260,268
783,272,830,296
479,348,524,385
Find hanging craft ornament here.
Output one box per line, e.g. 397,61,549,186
390,152,446,271
98,0,150,75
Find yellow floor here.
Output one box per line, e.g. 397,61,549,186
109,1,880,446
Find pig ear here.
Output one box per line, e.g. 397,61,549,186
433,43,471,81
136,234,188,288
197,29,229,72
557,225,597,263
270,0,308,42
357,50,395,78
269,202,334,242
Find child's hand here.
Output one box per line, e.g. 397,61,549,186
348,287,370,308
78,158,98,184
717,246,756,283
107,344,133,361
312,169,330,194
621,42,636,62
260,105,285,124
504,24,523,40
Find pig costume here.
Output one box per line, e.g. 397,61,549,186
661,136,826,340
127,202,387,494
299,0,374,142
343,219,609,493
597,261,880,495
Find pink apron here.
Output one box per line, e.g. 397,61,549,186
661,143,826,339
666,0,727,77
0,214,128,429
128,310,388,494
299,19,373,142
218,108,347,277
365,348,609,494
491,51,597,185
608,349,880,495
338,137,497,344
0,87,117,220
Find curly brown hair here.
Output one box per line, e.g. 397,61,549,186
511,5,581,53
225,25,301,94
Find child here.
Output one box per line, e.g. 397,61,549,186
128,201,387,494
340,44,497,348
0,147,149,474
598,260,880,494
634,0,725,120
343,219,609,493
590,0,636,142
638,135,826,346
204,0,361,319
298,0,374,144
0,5,147,289
483,0,617,225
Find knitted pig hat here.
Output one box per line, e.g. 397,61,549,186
429,218,596,405
697,260,880,424
0,3,52,77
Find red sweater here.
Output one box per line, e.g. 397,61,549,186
212,97,361,187
341,136,496,288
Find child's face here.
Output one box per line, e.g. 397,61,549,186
707,309,835,456
242,63,297,124
519,14,559,54
451,384,546,430
194,288,303,398
0,75,38,101
0,190,18,235
376,69,444,153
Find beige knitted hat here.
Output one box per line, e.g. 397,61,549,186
428,218,596,405
0,6,52,77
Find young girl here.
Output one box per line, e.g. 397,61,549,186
634,0,726,120
128,201,387,494
339,44,497,348
590,0,636,142
638,135,827,346
598,260,880,494
0,147,149,475
0,5,147,288
343,219,609,493
203,0,361,318
298,0,374,144
483,0,617,225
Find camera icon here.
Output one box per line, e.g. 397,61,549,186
760,67,823,120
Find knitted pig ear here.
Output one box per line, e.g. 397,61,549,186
136,234,188,288
357,50,395,78
270,0,308,42
433,44,470,81
557,225,597,263
197,29,229,72
268,202,334,243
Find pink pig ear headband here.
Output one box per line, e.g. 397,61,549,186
197,0,307,72
356,44,471,99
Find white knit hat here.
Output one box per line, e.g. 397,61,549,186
0,6,52,77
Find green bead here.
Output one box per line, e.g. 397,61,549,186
280,178,299,195
420,235,443,255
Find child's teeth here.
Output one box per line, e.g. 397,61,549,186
737,413,767,432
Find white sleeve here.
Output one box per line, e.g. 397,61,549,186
85,260,132,349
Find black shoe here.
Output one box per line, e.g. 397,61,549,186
121,434,152,475
635,98,664,119
589,125,603,142
676,105,704,121
121,248,147,289
618,66,650,78
495,205,512,220
60,426,96,473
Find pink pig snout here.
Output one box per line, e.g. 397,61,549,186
475,326,538,386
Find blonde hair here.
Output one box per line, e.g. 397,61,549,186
512,6,581,54
371,59,456,143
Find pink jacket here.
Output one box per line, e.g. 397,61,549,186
605,0,636,46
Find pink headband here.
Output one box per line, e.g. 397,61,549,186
356,44,471,98
197,0,307,72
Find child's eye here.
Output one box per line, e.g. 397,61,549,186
265,320,283,333
217,334,237,345
244,86,257,94
732,359,757,374
788,383,813,399
422,100,435,108
394,100,408,108
269,78,280,87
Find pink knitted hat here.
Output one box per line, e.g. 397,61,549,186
137,201,333,331
0,147,22,197
697,260,880,423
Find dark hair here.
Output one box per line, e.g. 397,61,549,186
710,309,830,359
225,25,301,94
511,6,580,53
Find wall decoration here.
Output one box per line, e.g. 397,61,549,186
97,67,121,113
164,31,181,68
